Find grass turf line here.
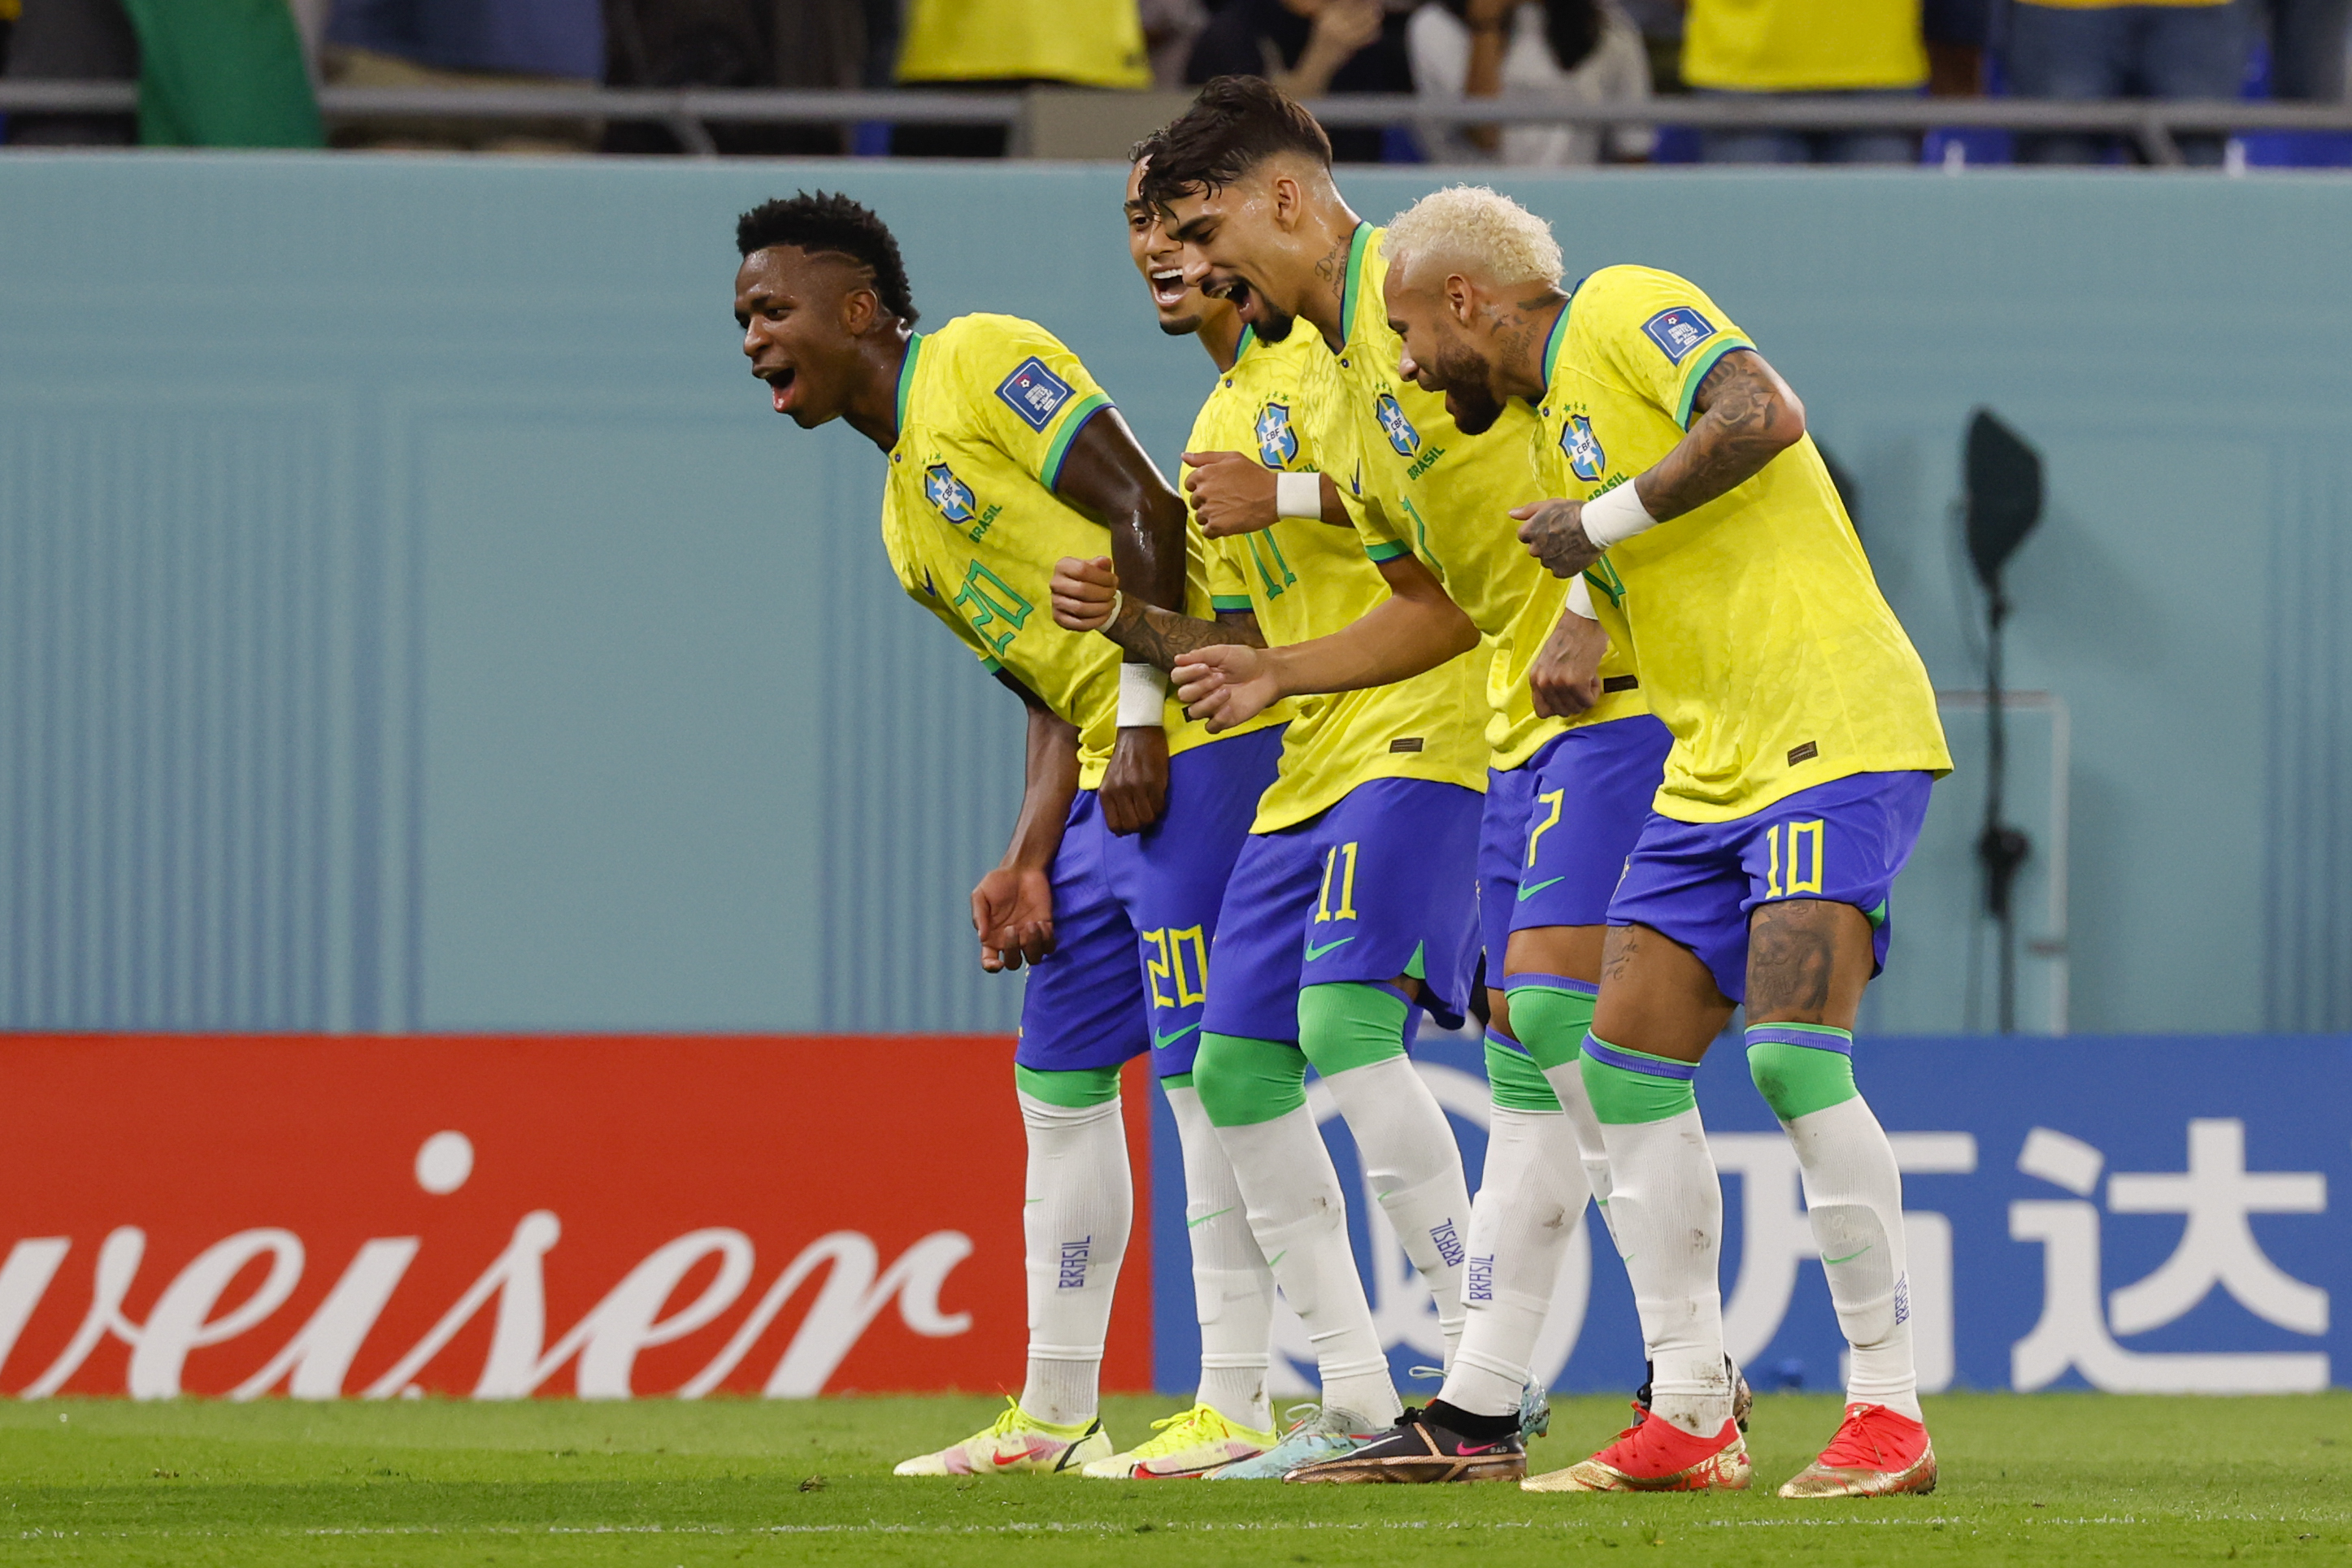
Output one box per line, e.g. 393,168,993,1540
0,1392,2345,1566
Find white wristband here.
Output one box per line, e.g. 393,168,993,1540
1578,480,1657,549
1118,660,1170,727
1275,470,1323,519
1565,574,1596,620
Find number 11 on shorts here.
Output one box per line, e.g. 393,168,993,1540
1315,842,1360,923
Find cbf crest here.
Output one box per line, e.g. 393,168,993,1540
1254,402,1299,468
1560,414,1606,483
924,463,976,524
1374,393,1419,457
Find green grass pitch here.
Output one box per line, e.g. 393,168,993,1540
1,1392,2345,1565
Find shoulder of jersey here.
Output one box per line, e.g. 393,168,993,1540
932,311,1051,354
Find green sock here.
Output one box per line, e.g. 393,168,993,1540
1745,1023,1859,1121
1484,1030,1560,1113
1014,1063,1121,1107
1295,981,1411,1076
1501,973,1598,1074
1578,1033,1698,1125
1194,1034,1306,1127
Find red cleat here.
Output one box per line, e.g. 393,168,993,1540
1777,1403,1937,1498
1521,1404,1750,1493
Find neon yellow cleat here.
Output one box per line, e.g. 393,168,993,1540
892,1399,1113,1477
1080,1403,1280,1479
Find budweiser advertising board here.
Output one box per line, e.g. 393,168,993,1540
0,1036,1152,1400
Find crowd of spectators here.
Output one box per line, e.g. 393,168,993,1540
1,0,2347,165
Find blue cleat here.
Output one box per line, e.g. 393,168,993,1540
1205,1405,1385,1479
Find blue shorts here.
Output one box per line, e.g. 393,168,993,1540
1477,715,1674,975
1606,770,1934,1005
1200,776,1484,1040
1016,724,1285,1079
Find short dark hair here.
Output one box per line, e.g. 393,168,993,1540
1137,76,1333,211
734,191,919,326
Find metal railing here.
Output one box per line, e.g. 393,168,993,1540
5,82,2351,167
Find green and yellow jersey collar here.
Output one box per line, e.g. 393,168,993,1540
1540,283,1578,395
893,330,924,440
1337,222,1375,348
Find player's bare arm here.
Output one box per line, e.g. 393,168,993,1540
1050,554,1267,670
1051,409,1191,835
974,670,1081,974
1525,600,1610,718
1641,349,1807,519
1182,451,1351,536
1514,350,1806,580
1172,553,1476,732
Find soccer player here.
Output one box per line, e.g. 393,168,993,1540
1307,183,1954,1496
733,192,1290,1477
1128,79,1704,1484
1051,154,1493,1478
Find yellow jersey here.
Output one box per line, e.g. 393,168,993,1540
1190,324,1488,833
898,0,1151,89
1315,224,1646,772
1536,266,1950,822
1682,0,1928,92
881,313,1276,789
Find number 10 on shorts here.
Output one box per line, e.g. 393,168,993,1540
1765,819,1825,899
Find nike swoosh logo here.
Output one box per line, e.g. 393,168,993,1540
1516,876,1565,902
1458,1441,1510,1455
1823,1244,1873,1266
1304,936,1355,960
1187,1205,1236,1230
1267,1250,1287,1269
1153,1022,1201,1049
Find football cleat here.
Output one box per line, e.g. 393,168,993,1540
891,1399,1112,1477
1636,1356,1754,1433
1283,1405,1526,1484
1521,1404,1751,1493
1521,1379,1553,1440
1204,1404,1384,1479
1080,1403,1277,1479
1776,1403,1937,1498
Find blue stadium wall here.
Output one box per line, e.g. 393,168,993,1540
1,154,2350,1036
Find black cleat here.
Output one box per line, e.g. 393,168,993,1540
1282,1405,1527,1485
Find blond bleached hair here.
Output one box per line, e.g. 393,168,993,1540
1385,185,1563,292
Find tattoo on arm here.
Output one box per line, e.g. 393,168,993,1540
1637,350,1805,522
1106,603,1267,671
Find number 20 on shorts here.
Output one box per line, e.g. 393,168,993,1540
1142,927,1209,1009
1764,819,1826,899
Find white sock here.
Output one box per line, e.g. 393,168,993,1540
1540,1058,1620,1255
1785,1094,1922,1422
1597,1105,1732,1436
1214,1105,1402,1425
1317,1055,1472,1367
1016,1088,1132,1427
1164,1082,1275,1431
1440,1105,1588,1419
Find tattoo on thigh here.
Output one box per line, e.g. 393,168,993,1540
1748,904,1835,1015
1602,926,1641,984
